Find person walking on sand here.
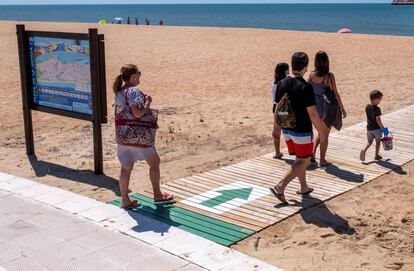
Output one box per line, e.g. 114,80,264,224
270,52,327,204
308,51,347,167
113,64,175,209
272,62,290,159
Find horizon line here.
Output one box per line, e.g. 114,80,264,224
0,3,392,5
0,2,391,6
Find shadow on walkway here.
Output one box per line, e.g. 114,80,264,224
129,204,173,235
364,159,407,175
281,157,365,182
323,164,364,183
28,155,121,196
281,157,319,171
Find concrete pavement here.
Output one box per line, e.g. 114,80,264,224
0,172,282,271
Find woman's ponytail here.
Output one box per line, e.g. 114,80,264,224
113,74,123,94
112,64,139,94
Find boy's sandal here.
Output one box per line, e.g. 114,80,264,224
374,155,383,161
121,200,141,209
296,187,314,195
310,157,317,164
273,154,283,159
269,187,288,204
154,192,175,204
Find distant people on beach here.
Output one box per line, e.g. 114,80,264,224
270,52,327,204
105,17,163,26
113,64,175,208
272,62,290,159
360,90,386,161
308,51,346,167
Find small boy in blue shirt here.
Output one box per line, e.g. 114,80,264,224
360,90,385,161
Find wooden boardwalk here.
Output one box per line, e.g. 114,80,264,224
143,105,414,233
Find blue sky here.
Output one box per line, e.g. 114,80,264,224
0,0,390,4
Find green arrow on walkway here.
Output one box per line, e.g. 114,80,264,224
201,187,253,208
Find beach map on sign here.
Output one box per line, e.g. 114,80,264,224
29,36,93,115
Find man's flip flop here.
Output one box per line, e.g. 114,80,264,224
269,187,288,204
120,200,141,209
296,187,314,195
154,192,175,204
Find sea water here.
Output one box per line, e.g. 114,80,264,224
0,4,413,36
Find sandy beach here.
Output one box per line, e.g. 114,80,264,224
235,161,414,270
0,21,413,270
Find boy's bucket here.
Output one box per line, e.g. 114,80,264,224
381,128,393,151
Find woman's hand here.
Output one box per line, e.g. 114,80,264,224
341,108,347,118
144,95,152,109
145,95,152,104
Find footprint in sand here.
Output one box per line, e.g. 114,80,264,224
384,262,404,270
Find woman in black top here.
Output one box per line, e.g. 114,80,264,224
308,51,347,167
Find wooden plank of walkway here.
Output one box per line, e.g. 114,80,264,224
146,105,414,234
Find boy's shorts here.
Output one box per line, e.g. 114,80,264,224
367,129,382,142
282,129,314,159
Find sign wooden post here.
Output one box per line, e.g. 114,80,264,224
16,24,107,175
17,24,35,156
89,28,103,174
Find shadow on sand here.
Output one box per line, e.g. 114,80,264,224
296,195,356,235
28,155,121,196
274,194,356,235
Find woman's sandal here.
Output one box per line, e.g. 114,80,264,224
154,192,176,205
360,150,366,162
319,161,332,167
121,200,141,209
296,187,314,196
269,187,288,204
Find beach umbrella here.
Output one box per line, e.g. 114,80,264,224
114,17,124,21
337,28,352,34
98,19,108,24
